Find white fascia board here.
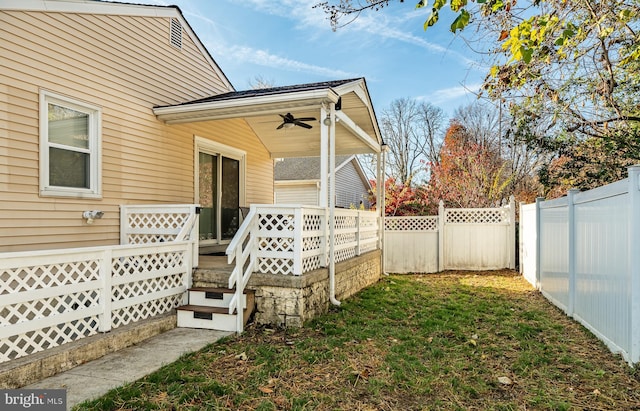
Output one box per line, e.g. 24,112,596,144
0,0,177,17
334,155,355,173
154,89,340,124
335,111,381,153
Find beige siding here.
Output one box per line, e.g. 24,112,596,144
274,184,319,206
0,9,272,252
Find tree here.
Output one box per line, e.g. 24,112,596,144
317,0,640,192
429,120,513,207
369,177,436,216
378,98,445,186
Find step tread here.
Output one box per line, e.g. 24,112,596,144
188,286,254,295
177,305,236,315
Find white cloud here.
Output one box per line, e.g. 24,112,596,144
421,83,483,105
211,44,358,79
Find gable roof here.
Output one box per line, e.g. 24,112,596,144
157,79,361,109
275,156,353,181
154,77,384,157
0,0,234,92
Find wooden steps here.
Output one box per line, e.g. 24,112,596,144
177,287,255,332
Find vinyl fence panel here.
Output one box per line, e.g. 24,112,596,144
519,165,640,365
539,197,570,311
574,180,630,355
519,202,537,287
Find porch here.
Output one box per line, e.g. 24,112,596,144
0,203,382,388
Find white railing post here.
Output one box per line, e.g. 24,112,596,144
191,205,199,268
628,165,640,364
356,211,362,256
320,208,328,267
509,195,516,269
535,197,543,289
438,200,444,272
567,189,578,316
119,205,128,245
293,208,304,275
99,249,112,332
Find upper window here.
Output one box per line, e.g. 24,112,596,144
39,91,101,198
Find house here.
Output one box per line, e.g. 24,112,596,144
0,0,386,385
274,155,372,208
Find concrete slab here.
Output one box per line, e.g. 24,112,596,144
23,328,232,410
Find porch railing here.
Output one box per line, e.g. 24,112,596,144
0,205,198,364
225,205,380,332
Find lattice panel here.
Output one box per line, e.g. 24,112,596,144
258,237,293,253
257,257,293,275
335,247,356,263
127,212,190,230
127,234,176,244
302,236,322,252
1,317,100,363
1,258,103,362
335,215,357,230
446,209,507,224
303,214,322,232
112,251,185,277
302,256,321,272
259,213,295,232
385,216,438,231
1,261,101,295
111,294,183,328
110,250,186,328
336,232,357,246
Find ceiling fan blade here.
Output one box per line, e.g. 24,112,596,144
296,117,317,122
295,121,313,129
276,123,285,130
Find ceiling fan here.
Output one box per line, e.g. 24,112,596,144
276,113,316,130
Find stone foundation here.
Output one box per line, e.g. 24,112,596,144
192,250,382,327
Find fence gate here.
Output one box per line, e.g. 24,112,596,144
384,199,516,274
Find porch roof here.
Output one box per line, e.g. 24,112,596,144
153,78,383,158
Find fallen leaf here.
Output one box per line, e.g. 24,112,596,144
468,339,477,346
235,352,248,361
427,337,433,343
498,376,513,385
471,334,478,340
592,389,601,396
258,386,273,394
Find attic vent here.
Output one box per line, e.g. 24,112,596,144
170,18,182,49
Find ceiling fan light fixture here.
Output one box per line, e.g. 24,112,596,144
283,122,295,129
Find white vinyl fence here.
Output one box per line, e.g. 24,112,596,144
520,166,640,365
0,205,198,364
384,198,516,273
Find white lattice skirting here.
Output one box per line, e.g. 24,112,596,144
0,242,191,364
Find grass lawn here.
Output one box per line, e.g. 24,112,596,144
75,270,640,410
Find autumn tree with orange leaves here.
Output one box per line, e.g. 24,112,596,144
428,121,514,208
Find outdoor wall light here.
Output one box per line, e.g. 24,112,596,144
82,210,104,224
323,116,331,126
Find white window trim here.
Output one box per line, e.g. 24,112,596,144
194,136,246,207
39,90,102,199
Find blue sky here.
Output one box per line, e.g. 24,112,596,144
130,0,488,119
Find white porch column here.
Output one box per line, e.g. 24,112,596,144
319,105,328,207
328,102,340,306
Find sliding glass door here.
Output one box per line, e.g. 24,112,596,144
197,139,244,248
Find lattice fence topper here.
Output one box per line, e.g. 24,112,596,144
385,216,438,231
445,208,509,224
125,211,192,244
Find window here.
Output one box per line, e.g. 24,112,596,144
40,91,101,198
